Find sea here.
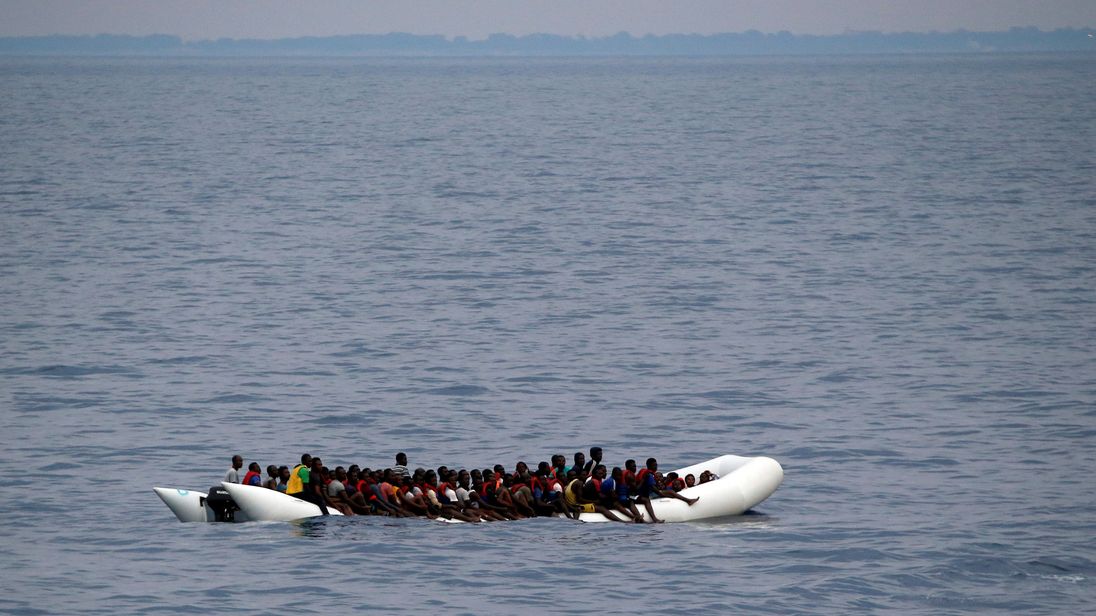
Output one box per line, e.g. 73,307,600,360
1,53,1094,615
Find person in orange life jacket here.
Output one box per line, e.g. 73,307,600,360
538,466,566,514
491,472,526,519
352,467,380,504
398,475,433,517
331,466,367,515
663,472,687,493
463,471,507,521
449,469,498,521
424,470,480,523
636,458,698,518
588,464,637,522
521,462,559,515
343,467,371,513
500,471,536,518
302,457,330,515
479,470,518,520
551,454,567,480
378,469,399,505
507,462,540,516
536,461,555,493
623,458,638,491
606,466,645,522
241,462,263,487
224,455,243,483
367,468,408,517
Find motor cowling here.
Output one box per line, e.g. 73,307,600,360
204,486,239,522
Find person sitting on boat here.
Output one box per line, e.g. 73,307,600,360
276,466,290,492
398,475,434,517
286,453,312,497
607,466,646,522
684,473,696,489
623,458,638,490
565,451,586,475
562,466,628,522
322,467,355,515
391,452,410,479
550,454,567,480
241,462,263,487
664,472,687,492
583,447,603,474
423,470,480,522
479,469,519,520
263,465,279,490
378,469,399,507
301,457,330,515
636,458,699,513
537,465,565,512
592,465,636,522
224,455,243,483
362,469,408,517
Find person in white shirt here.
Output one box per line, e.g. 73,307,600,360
224,455,243,483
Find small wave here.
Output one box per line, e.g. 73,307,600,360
423,385,490,396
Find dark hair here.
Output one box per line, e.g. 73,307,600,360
301,453,311,464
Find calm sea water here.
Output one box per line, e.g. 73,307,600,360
2,53,1095,615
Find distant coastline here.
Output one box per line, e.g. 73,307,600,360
1,28,1094,56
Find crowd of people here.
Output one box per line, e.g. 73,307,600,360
222,447,718,523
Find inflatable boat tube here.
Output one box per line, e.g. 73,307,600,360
153,487,252,523
579,455,782,523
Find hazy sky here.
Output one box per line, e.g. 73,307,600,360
3,1,1095,40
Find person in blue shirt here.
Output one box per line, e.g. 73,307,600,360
605,466,646,522
598,466,642,522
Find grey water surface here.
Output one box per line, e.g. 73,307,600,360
1,54,1095,615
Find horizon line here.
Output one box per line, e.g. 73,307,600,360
4,26,1095,43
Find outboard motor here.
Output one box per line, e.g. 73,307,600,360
203,486,239,522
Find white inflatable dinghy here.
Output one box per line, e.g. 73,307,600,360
157,454,781,524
